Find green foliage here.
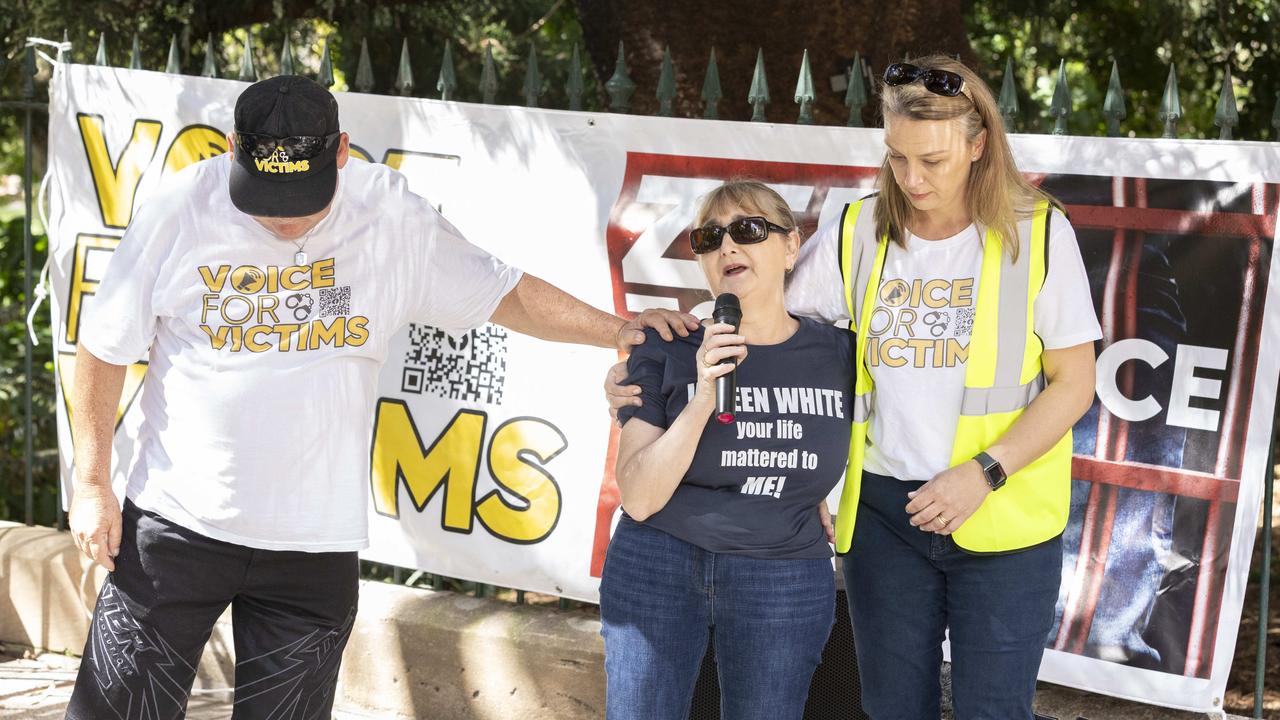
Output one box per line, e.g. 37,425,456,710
966,0,1280,139
0,0,591,108
0,215,57,525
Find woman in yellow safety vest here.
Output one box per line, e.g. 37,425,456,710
786,54,1101,718
607,53,1101,719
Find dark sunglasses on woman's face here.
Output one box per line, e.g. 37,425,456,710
236,131,341,160
689,216,792,254
883,63,966,97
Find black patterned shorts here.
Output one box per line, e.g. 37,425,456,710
66,500,358,720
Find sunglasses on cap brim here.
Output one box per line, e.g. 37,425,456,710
689,216,792,255
235,131,341,161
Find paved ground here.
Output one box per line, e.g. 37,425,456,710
0,651,1250,719
0,652,239,719
0,653,379,719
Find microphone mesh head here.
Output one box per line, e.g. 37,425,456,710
713,292,741,324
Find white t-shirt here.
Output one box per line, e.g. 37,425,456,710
786,212,1102,481
80,157,523,551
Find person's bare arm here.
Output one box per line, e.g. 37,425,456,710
68,346,128,571
490,273,698,351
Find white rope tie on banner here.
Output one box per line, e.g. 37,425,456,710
25,36,70,65
20,37,64,344
25,167,54,345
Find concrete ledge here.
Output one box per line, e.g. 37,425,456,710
0,521,107,653
336,582,604,719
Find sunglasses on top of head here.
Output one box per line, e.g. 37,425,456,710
235,131,341,161
689,216,792,255
882,62,967,98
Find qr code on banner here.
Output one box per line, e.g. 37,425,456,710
319,286,351,317
953,307,976,337
401,324,508,404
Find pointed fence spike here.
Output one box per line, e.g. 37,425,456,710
701,47,722,119
748,48,769,122
318,37,334,87
202,32,219,78
523,41,541,107
606,41,636,113
656,46,676,117
437,39,457,101
794,49,815,125
95,33,109,66
998,56,1019,132
1050,59,1070,135
238,30,257,82
354,38,374,93
845,52,867,127
394,39,415,95
1215,65,1238,141
280,32,295,76
165,34,181,74
480,44,498,104
566,43,584,111
1159,63,1182,138
129,33,142,70
1102,59,1126,137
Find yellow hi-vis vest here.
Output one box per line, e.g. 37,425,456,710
833,195,1072,555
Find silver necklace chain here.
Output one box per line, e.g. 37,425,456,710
291,225,316,266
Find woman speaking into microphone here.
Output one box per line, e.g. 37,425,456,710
599,180,854,720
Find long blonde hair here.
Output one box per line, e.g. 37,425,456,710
874,54,1062,261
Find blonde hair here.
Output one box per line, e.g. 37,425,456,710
694,179,797,231
874,53,1062,261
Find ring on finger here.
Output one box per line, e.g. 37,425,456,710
935,515,950,527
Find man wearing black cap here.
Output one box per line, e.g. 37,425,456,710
64,75,697,718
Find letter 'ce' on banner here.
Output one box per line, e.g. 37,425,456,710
47,62,1280,711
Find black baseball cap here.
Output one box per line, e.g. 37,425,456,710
229,75,341,218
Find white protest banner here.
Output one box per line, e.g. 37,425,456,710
47,62,1280,711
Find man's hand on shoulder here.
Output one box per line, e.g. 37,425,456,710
615,309,701,352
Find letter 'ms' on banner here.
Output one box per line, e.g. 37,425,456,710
46,62,1280,711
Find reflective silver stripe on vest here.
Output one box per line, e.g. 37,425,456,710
852,391,872,423
959,372,1045,415
991,216,1036,388
850,200,880,328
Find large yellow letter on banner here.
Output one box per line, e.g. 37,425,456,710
77,114,162,229
370,400,485,532
163,124,227,177
476,418,566,544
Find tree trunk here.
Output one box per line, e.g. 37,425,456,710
576,0,975,124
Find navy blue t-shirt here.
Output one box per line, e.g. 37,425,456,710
617,316,855,559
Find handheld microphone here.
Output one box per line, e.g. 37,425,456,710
712,293,742,424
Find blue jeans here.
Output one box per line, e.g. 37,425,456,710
599,516,835,720
845,472,1062,720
